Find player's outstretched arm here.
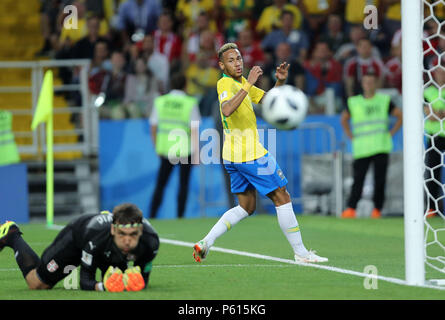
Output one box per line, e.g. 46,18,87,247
221,66,263,117
274,62,289,88
258,63,289,104
79,265,102,291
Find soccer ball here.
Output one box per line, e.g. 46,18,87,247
261,85,308,130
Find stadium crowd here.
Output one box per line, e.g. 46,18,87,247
37,0,443,118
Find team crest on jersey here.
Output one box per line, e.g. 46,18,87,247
219,91,228,101
47,259,59,273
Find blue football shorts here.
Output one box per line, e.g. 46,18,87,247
223,152,288,196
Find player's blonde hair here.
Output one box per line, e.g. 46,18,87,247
218,43,239,61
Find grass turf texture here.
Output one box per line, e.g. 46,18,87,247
1,215,445,300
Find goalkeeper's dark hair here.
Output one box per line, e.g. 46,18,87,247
112,203,143,225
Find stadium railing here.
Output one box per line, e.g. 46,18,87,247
0,59,96,158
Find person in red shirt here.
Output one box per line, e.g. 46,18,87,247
303,40,343,98
384,43,402,94
182,11,225,66
152,11,182,67
236,28,265,73
343,38,385,97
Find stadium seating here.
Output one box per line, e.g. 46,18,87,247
0,0,81,160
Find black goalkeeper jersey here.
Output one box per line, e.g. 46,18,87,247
69,213,159,290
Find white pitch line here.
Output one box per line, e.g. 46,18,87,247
160,238,445,291
0,264,295,272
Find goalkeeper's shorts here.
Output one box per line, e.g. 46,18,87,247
223,152,288,196
35,223,81,287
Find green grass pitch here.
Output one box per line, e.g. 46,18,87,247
1,214,445,300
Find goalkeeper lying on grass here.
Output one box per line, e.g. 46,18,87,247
0,203,159,292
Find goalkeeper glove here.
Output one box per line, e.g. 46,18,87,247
103,266,125,292
123,266,145,291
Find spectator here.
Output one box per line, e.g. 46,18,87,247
140,34,170,94
185,50,221,116
149,73,201,219
427,35,445,71
297,0,339,40
123,57,160,118
392,21,441,68
382,0,401,43
423,19,441,67
88,41,112,95
116,0,162,47
103,0,126,28
37,0,66,57
262,42,304,91
384,43,402,94
236,28,265,73
71,15,109,60
84,0,107,18
424,65,445,218
256,0,303,37
182,10,225,67
56,1,110,94
252,0,273,22
303,41,343,100
319,14,347,54
343,38,385,98
162,0,179,13
197,30,220,68
152,11,182,72
334,26,381,64
175,0,216,36
344,0,381,30
261,9,310,63
185,50,221,99
340,71,403,219
99,51,128,119
59,1,109,46
215,0,254,42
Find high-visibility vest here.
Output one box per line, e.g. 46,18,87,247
0,110,20,166
424,85,445,137
154,94,197,158
348,93,393,159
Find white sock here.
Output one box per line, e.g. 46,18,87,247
203,205,249,247
276,202,309,257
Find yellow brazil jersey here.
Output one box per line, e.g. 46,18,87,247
176,0,217,32
60,18,109,43
217,74,268,163
256,4,302,34
385,1,401,21
345,0,379,24
302,0,333,14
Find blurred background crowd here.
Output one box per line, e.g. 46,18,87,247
35,0,443,119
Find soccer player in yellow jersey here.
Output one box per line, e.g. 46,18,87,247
193,43,328,263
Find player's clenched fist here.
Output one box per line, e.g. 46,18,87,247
123,266,145,291
103,266,125,292
247,66,263,85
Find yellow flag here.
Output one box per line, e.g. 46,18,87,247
31,70,53,130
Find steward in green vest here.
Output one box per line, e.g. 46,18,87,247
423,66,445,218
148,73,201,219
0,110,20,166
152,92,197,159
340,71,403,219
347,92,392,159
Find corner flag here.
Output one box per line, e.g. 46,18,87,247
31,70,55,227
31,70,53,130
